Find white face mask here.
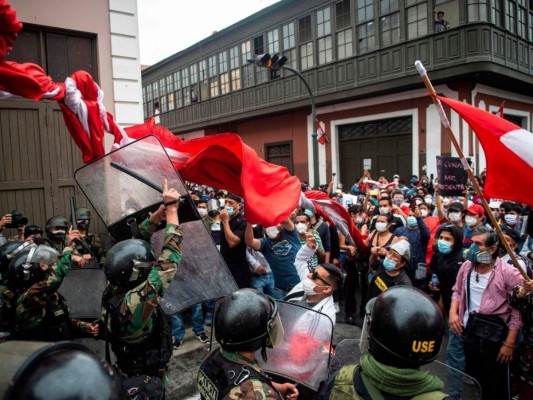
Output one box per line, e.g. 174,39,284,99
355,216,364,224
443,198,451,206
415,199,423,206
296,223,308,234
375,222,388,233
265,226,280,239
379,207,389,215
218,199,225,208
420,209,428,217
465,215,478,227
302,278,317,296
197,208,208,218
424,196,433,205
504,214,518,225
448,212,462,223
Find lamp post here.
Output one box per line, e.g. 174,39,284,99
249,54,320,188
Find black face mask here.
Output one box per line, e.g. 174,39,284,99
77,220,90,230
48,231,66,243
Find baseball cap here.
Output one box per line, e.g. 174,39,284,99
466,204,485,216
448,202,464,212
388,239,411,262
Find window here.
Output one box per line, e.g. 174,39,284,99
299,15,313,42
300,42,314,70
231,69,241,91
267,29,280,54
242,41,254,88
357,0,374,22
504,1,517,33
358,21,376,53
254,35,264,54
182,68,190,106
230,46,240,91
160,92,167,113
220,73,229,95
468,0,489,22
152,81,159,100
219,51,228,73
265,141,293,174
336,0,352,30
317,7,331,37
173,71,182,109
242,40,252,64
282,22,296,68
181,68,189,88
209,55,218,97
529,9,533,41
190,64,198,85
337,28,353,59
407,2,428,39
380,0,400,47
492,0,503,25
518,4,527,37
199,60,207,82
318,36,333,64
166,75,174,111
299,15,314,70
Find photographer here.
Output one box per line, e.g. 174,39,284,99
0,211,28,242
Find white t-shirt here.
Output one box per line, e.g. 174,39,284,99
463,269,492,327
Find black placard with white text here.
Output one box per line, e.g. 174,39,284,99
436,156,468,196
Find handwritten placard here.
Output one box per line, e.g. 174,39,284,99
436,156,468,196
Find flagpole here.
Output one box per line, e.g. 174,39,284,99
415,60,530,281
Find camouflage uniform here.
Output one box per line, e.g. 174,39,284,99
198,349,282,400
0,283,15,330
13,248,87,339
73,233,105,268
105,222,182,343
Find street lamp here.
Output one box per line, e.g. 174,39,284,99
249,53,320,188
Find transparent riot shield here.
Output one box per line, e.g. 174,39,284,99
256,301,334,391
330,339,482,399
74,136,238,313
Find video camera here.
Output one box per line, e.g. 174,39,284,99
6,210,28,228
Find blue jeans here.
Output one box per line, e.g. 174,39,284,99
446,328,465,400
170,303,204,340
271,287,290,301
250,273,275,297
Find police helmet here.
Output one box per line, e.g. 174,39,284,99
104,239,155,289
0,241,31,276
6,244,59,291
75,207,92,221
45,216,69,231
369,286,444,368
1,341,123,400
214,288,283,352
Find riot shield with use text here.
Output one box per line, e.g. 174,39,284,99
256,301,334,390
329,339,482,399
74,136,238,313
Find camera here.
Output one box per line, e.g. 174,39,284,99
6,210,28,229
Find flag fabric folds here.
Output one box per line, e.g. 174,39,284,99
436,95,533,206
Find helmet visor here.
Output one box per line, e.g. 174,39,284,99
31,245,60,266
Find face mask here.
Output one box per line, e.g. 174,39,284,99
415,199,423,206
448,212,462,223
375,222,388,233
443,198,451,206
424,197,433,205
379,207,389,215
296,223,308,234
355,216,364,224
420,209,428,217
465,215,478,227
265,226,280,239
476,250,493,264
225,206,235,216
394,178,399,183
197,208,208,218
49,231,66,242
218,199,225,208
393,199,403,206
76,220,90,230
383,257,397,271
407,216,418,227
504,214,518,225
437,239,453,254
465,244,480,262
302,278,317,296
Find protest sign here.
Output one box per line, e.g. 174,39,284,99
436,156,468,196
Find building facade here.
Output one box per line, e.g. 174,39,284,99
142,0,533,188
0,0,144,235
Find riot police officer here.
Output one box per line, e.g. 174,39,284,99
5,239,98,341
316,286,447,399
197,288,299,400
71,207,105,268
44,215,69,252
101,179,182,396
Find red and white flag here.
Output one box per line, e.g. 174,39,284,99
316,119,328,145
437,95,533,206
497,100,505,118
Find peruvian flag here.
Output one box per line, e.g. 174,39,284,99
436,95,533,206
316,119,328,145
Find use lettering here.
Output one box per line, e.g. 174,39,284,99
412,340,435,353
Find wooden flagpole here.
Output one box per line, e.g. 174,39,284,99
415,60,530,281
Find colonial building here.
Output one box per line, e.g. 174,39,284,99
0,0,144,234
142,0,533,188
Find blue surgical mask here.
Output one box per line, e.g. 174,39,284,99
465,244,480,262
226,206,235,216
437,239,453,255
407,216,418,227
383,257,397,271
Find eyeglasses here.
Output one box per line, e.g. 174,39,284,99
310,270,331,287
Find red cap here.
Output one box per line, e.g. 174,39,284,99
466,204,485,216
400,204,411,214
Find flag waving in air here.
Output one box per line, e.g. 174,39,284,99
316,119,329,145
436,95,533,206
